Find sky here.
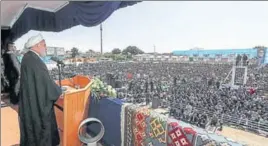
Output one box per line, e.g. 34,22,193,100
14,1,268,53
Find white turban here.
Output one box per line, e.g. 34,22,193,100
21,47,29,54
25,34,44,49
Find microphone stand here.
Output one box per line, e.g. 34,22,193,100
57,62,65,90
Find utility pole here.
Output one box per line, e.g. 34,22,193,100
154,45,156,59
100,24,103,55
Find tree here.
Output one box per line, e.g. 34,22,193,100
86,49,95,57
112,48,121,54
87,49,95,53
103,52,113,58
122,46,144,55
71,47,79,58
114,54,125,61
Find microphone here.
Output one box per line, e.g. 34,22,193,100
68,74,76,78
51,57,65,65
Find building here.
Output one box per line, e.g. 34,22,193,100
46,46,65,59
17,47,64,64
172,48,268,64
172,48,258,59
133,54,181,62
32,46,65,64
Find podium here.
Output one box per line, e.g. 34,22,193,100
54,75,92,146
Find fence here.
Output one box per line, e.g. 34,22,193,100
180,105,268,136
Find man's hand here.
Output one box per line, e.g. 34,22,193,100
59,94,64,99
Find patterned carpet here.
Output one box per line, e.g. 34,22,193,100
120,103,246,146
122,105,192,146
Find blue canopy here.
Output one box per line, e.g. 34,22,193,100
1,1,140,42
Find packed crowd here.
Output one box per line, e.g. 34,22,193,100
49,61,268,134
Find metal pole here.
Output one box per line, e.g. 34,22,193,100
243,66,248,85
231,66,236,87
154,45,156,60
100,24,103,55
57,63,62,88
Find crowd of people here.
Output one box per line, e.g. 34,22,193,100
1,41,267,136
49,61,268,134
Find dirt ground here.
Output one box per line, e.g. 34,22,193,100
220,126,268,146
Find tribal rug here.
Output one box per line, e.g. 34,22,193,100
144,110,168,146
167,120,193,146
121,104,193,146
122,104,137,146
121,105,243,146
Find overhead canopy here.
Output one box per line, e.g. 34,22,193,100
1,1,140,42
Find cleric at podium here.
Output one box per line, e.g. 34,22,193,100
19,34,62,146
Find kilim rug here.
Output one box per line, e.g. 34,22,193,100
121,104,127,146
167,120,193,146
144,110,168,146
122,104,138,146
121,104,193,146
122,105,242,146
121,103,132,146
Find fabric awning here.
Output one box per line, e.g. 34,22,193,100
1,1,140,41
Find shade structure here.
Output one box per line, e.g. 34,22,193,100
1,1,140,41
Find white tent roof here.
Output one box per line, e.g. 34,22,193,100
1,1,68,28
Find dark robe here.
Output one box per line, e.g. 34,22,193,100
145,81,148,93
1,57,9,92
2,51,20,104
19,51,62,146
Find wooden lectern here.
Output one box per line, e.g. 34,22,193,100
54,75,92,146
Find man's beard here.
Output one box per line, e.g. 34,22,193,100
39,50,47,57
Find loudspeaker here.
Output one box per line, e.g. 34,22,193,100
115,80,122,88
106,73,113,85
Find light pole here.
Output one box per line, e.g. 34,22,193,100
154,45,156,60
100,24,103,55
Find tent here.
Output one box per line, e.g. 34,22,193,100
1,1,140,42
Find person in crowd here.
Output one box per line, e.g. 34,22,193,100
2,42,20,104
216,80,220,89
243,54,248,66
236,54,241,66
48,59,268,134
1,40,7,93
19,34,62,146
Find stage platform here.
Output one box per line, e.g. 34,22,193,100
1,96,20,146
1,96,103,146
